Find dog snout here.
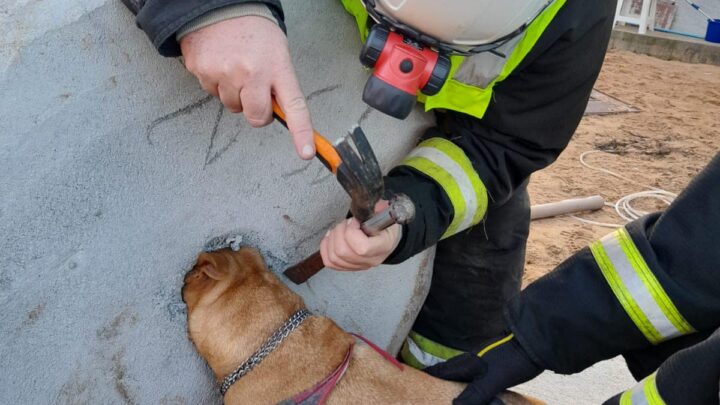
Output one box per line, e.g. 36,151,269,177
184,266,199,282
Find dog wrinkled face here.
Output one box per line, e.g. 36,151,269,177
182,247,265,310
181,247,305,370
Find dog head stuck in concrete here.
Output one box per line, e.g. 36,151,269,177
182,248,544,404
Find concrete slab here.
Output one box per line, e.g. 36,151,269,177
0,1,436,403
585,89,640,115
518,357,636,404
585,89,640,116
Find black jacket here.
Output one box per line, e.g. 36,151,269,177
507,154,720,405
384,0,616,262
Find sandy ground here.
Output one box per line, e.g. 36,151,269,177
525,49,720,285
513,50,720,404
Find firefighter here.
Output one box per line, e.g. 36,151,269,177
123,0,617,374
426,153,720,404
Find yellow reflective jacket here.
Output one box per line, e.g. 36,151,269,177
339,0,567,120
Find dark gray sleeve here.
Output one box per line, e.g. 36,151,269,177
120,0,285,57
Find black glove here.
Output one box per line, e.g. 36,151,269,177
424,334,543,405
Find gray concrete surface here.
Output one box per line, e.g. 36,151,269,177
518,357,636,404
1,1,645,404
611,25,720,65
0,1,436,403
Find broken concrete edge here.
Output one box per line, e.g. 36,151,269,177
386,249,435,354
586,89,641,116
610,27,720,66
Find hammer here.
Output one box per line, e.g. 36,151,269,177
283,194,415,284
271,102,415,284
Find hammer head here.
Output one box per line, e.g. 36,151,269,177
334,126,384,222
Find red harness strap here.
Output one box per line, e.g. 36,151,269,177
350,333,404,371
283,345,353,405
279,334,404,405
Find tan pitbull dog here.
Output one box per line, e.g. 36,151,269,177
182,247,544,405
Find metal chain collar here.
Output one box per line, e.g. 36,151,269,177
220,308,312,396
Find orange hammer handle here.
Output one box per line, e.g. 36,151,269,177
271,100,341,174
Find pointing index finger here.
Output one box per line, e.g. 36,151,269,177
273,70,314,160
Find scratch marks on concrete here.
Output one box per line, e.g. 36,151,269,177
145,95,214,145
205,132,239,167
95,309,140,404
281,163,333,185
292,217,336,253
56,370,95,405
310,166,334,185
111,349,136,405
306,84,341,101
283,163,334,185
96,308,138,341
145,83,343,169
22,302,46,327
281,161,313,179
56,307,142,403
358,105,373,126
144,94,241,168
202,103,231,168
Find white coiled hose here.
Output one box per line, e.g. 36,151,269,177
571,150,677,228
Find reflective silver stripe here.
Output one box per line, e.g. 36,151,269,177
630,377,649,404
620,373,666,405
406,336,444,368
454,34,524,88
406,146,478,232
599,232,684,341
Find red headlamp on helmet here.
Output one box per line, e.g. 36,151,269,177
359,25,451,120
357,0,551,119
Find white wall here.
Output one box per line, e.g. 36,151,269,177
672,0,720,37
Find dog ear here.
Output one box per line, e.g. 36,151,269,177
195,252,228,281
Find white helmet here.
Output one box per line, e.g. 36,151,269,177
364,0,552,53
